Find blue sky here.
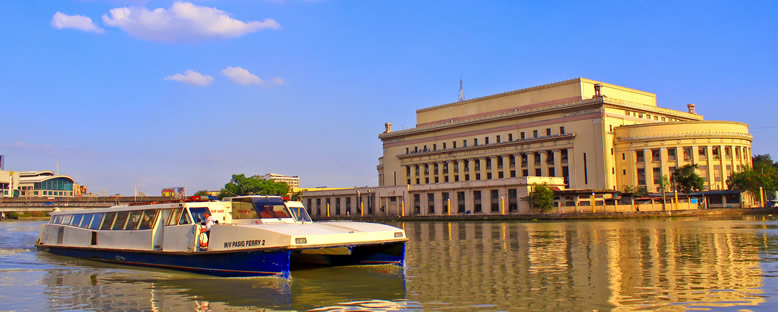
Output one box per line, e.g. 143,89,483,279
1,0,776,195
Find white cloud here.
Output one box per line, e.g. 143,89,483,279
222,66,263,86
51,12,105,33
102,1,280,42
164,70,213,86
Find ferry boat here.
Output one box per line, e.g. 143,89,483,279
35,196,406,278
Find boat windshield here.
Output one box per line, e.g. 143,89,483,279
289,207,313,223
254,201,292,219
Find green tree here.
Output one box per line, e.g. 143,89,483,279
623,185,648,197
528,183,555,213
218,174,290,199
728,154,778,202
671,164,705,193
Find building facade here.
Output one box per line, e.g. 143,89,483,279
302,78,754,216
264,173,300,191
0,170,77,197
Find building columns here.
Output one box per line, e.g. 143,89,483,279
527,152,536,177
540,151,548,177
503,155,511,178
643,149,653,192
553,149,562,177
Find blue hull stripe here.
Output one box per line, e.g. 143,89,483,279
38,245,291,278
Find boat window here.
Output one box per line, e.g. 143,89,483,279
167,208,183,226
178,210,192,225
89,213,104,230
112,211,130,230
62,215,72,225
257,204,291,219
125,211,142,230
79,214,92,228
139,210,159,230
100,212,116,230
189,207,210,224
71,214,83,226
53,215,63,224
160,209,172,227
232,198,259,219
289,207,313,223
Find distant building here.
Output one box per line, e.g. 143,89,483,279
302,78,755,216
0,170,77,197
264,173,300,191
161,187,186,198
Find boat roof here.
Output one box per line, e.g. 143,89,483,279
49,201,224,216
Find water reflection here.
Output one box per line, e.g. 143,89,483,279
6,218,778,311
403,219,770,311
37,254,406,311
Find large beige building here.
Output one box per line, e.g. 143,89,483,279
302,78,753,216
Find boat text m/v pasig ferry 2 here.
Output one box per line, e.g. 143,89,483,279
36,196,406,278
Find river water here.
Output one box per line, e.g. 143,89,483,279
2,216,778,311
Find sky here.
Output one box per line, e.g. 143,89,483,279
1,0,776,195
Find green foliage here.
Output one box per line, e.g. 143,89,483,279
658,175,671,193
671,164,705,193
622,185,648,197
728,154,778,201
528,183,555,213
194,190,211,196
218,174,290,199
290,191,302,201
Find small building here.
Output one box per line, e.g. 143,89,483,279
0,170,77,197
264,173,300,191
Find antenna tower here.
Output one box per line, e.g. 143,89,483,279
458,79,465,101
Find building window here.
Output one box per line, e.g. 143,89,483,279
453,141,457,148
508,133,513,141
509,189,518,212
485,137,489,144
546,128,551,136
428,193,435,214
442,192,450,213
463,140,467,147
457,192,466,213
521,132,525,139
433,144,437,151
474,138,478,146
491,190,499,212
414,146,418,153
533,130,538,138
474,191,482,213
443,142,447,149
496,135,500,143
560,126,565,134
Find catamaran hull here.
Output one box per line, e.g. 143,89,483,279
36,245,292,278
291,241,406,267
36,241,405,277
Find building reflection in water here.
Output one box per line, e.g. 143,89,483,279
403,220,766,311
35,219,770,311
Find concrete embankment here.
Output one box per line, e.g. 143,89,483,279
315,208,778,222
